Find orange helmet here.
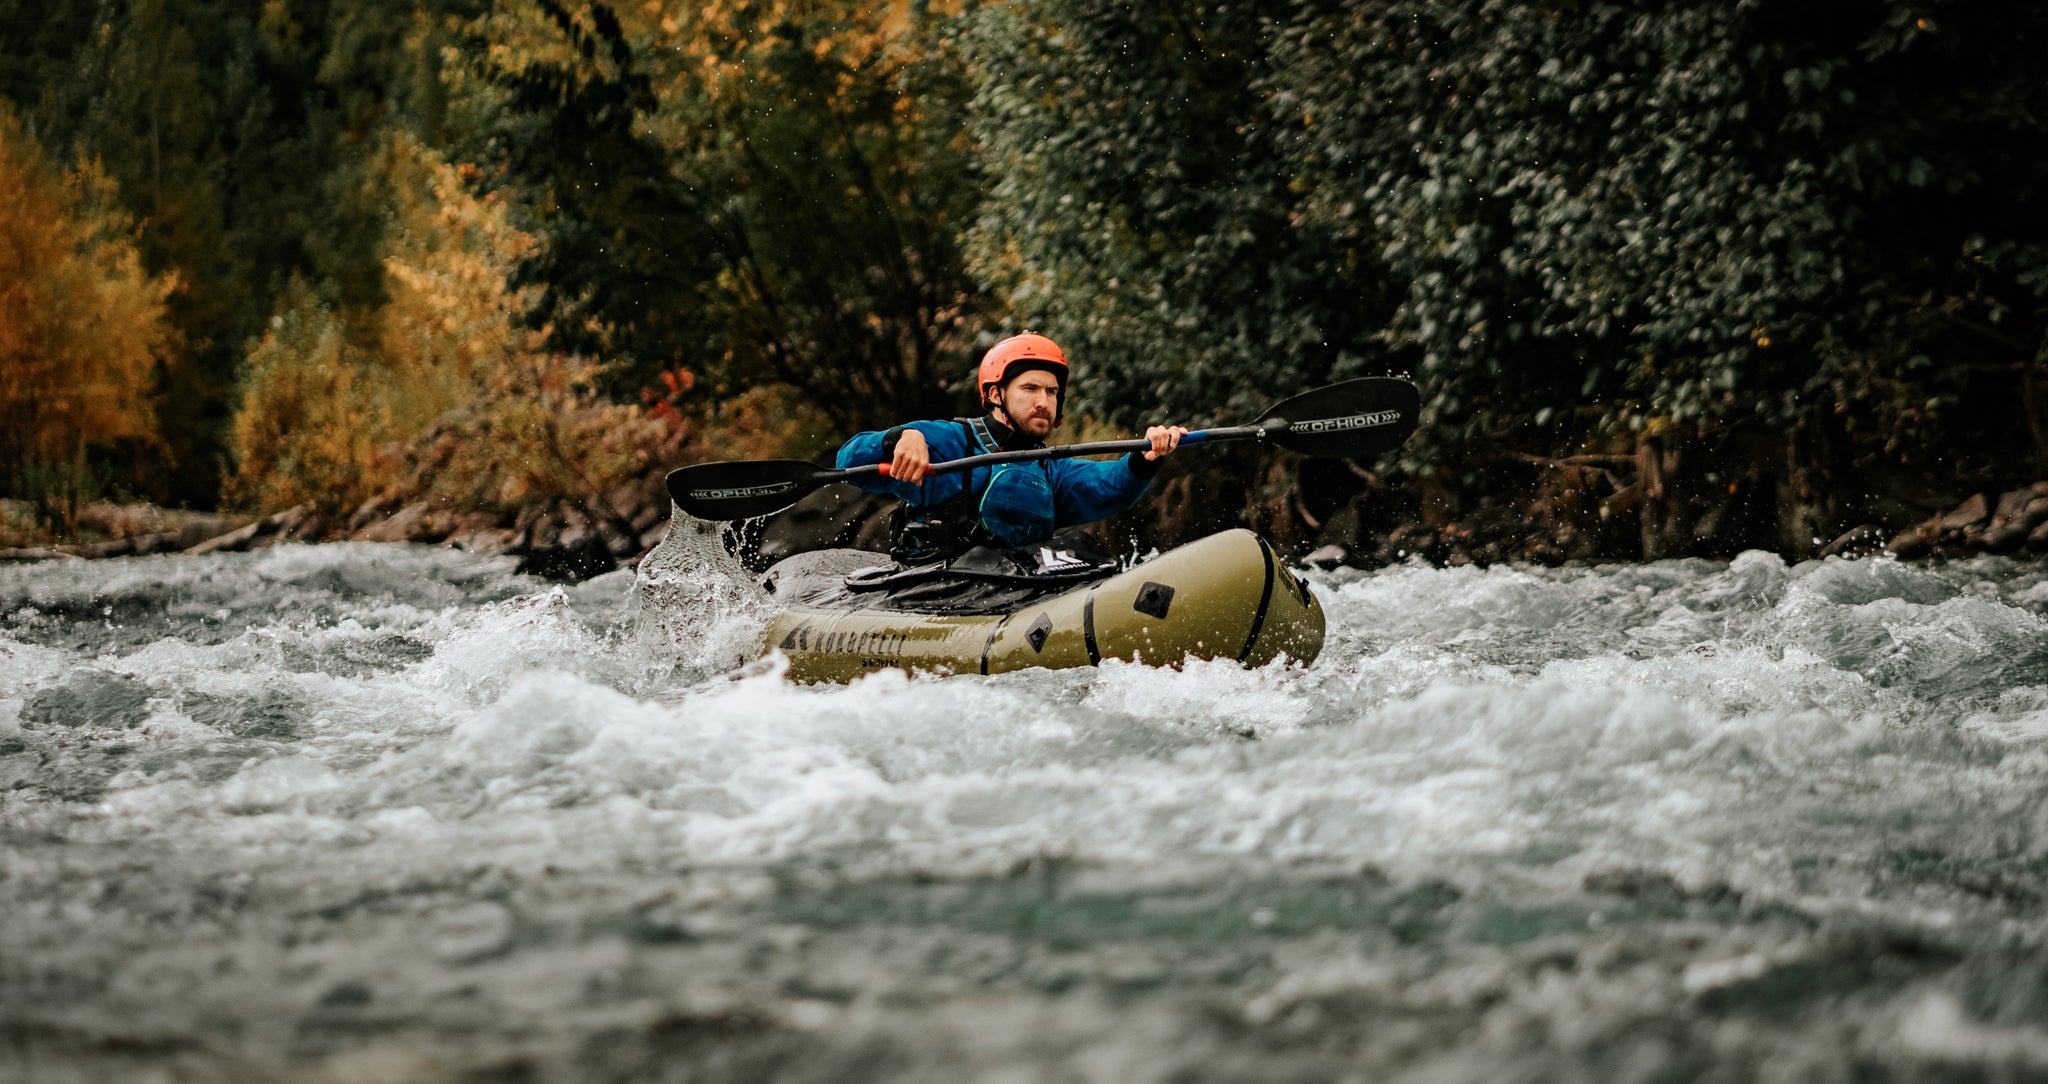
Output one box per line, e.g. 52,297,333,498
978,333,1068,420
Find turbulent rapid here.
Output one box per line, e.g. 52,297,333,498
5,527,2048,1082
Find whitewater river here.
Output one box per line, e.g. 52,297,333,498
5,518,2048,1082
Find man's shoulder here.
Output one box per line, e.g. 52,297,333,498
850,418,970,436
899,418,978,448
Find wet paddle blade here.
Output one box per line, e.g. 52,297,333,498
666,459,833,520
1260,377,1420,459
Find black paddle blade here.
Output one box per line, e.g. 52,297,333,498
1260,377,1421,459
666,459,832,520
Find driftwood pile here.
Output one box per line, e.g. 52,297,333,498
1,472,674,581
0,504,314,563
1874,484,2048,560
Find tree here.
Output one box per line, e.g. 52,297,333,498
0,109,176,527
8,0,481,505
465,0,991,431
964,0,2048,553
963,1,1398,429
1271,0,2047,437
1269,0,2048,549
228,132,676,525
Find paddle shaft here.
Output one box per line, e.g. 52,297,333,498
666,377,1418,519
807,420,1281,486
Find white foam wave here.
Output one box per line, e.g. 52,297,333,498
633,509,770,678
40,548,2043,897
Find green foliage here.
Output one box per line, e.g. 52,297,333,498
964,1,1398,429
1275,0,2048,459
465,0,991,431
967,0,2048,472
457,2,727,392
0,0,101,116
8,0,2048,537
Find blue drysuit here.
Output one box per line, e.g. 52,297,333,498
836,416,1159,559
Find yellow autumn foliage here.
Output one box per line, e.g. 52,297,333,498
227,280,396,513
229,132,682,520
0,108,176,525
468,1,961,182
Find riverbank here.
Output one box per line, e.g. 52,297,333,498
0,468,674,581
10,471,2048,581
1302,482,2048,569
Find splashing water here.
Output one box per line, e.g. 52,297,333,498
632,506,770,679
3,537,2048,1082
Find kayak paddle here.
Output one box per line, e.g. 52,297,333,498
666,376,1420,520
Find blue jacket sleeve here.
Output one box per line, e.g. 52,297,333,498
835,420,974,507
1049,453,1154,527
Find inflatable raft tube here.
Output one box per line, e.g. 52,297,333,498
760,528,1323,683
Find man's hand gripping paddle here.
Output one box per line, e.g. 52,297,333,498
664,377,1421,521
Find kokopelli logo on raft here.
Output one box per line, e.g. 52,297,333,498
1294,409,1404,434
781,623,911,659
700,481,800,501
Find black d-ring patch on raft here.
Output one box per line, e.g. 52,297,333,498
1026,612,1054,653
1133,581,1174,619
1082,592,1101,664
1237,538,1278,663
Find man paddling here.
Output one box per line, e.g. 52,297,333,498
836,333,1188,562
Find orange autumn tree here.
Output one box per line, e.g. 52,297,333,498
228,132,679,523
225,277,394,515
372,133,681,525
227,132,493,515
0,109,177,531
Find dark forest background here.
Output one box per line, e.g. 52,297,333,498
3,0,2045,564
